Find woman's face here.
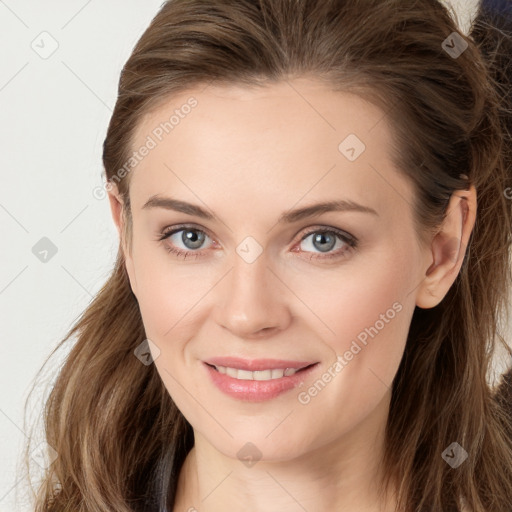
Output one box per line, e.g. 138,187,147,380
112,78,433,461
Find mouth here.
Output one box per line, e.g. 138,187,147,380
205,362,317,381
203,360,320,401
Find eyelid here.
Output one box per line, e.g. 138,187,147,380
159,223,213,241
157,223,358,258
159,223,355,242
297,225,357,246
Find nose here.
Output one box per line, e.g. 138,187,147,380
213,251,292,339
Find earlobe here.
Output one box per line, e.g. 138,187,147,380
416,185,476,309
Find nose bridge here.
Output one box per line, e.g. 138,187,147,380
215,247,289,336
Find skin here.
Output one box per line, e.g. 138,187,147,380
108,78,477,512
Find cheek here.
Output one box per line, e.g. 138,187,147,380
290,250,415,390
294,250,411,334
133,233,416,366
131,245,219,350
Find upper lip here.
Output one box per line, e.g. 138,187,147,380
205,357,317,372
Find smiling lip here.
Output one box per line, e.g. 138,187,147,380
205,357,316,372
203,358,319,402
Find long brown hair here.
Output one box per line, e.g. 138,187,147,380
22,1,512,510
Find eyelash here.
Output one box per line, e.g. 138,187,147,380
156,224,358,261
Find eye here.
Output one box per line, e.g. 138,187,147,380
294,227,357,260
157,225,213,260
156,224,358,261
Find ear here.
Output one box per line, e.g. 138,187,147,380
415,184,477,309
107,182,124,238
107,182,138,298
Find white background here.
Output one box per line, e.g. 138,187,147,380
0,1,499,511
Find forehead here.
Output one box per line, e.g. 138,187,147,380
127,78,414,223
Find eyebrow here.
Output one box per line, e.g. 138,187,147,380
141,195,379,223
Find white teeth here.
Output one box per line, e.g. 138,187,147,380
214,365,299,380
237,369,253,380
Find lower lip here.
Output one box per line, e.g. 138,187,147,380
203,362,319,402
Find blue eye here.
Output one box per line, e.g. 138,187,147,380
158,226,213,260
297,228,357,260
157,225,358,261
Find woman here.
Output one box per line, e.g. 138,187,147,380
24,0,512,510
